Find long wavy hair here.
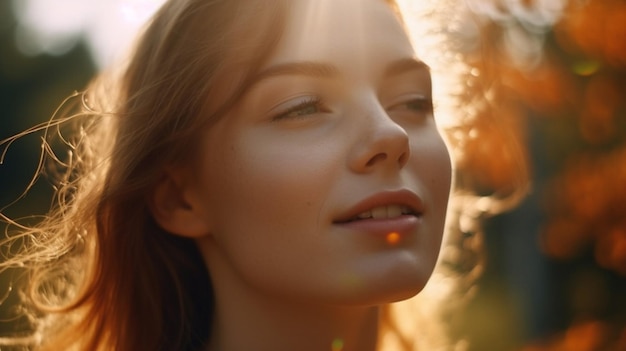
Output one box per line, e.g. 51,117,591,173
0,0,529,350
1,0,288,349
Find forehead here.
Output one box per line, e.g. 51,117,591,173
267,0,414,66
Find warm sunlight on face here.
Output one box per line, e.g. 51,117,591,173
191,0,452,307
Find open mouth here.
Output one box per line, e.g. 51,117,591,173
336,204,422,223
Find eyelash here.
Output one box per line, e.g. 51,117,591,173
395,96,433,115
272,97,325,121
271,95,433,121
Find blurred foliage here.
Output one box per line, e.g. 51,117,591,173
540,0,626,278
0,2,95,213
454,0,626,350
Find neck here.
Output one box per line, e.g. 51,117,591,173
209,297,379,351
200,241,380,351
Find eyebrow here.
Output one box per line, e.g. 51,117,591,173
252,62,340,84
384,57,430,77
249,57,430,87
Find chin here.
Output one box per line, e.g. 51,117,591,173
345,253,436,305
333,287,427,308
326,271,432,307
372,279,429,305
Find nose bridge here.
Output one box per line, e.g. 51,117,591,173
348,98,410,173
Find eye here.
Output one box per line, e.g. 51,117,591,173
272,97,325,121
389,95,433,117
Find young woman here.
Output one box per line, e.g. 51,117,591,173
1,0,456,350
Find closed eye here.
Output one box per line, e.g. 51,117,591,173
272,97,326,121
389,95,433,116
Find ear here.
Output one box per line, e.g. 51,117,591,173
149,169,212,238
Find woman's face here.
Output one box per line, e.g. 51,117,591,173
190,0,452,305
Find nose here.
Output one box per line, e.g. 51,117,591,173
348,107,410,173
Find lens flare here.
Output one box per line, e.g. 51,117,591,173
386,232,400,245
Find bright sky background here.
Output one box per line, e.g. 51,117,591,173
11,0,166,68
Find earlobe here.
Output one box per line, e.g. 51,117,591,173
149,170,212,238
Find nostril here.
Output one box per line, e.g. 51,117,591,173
366,153,387,167
398,151,409,167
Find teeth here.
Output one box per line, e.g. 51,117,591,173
372,206,387,219
387,205,402,218
354,205,412,220
357,210,372,219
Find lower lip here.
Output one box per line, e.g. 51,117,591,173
334,215,421,236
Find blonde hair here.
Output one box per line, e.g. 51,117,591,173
1,0,528,350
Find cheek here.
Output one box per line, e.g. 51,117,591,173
411,131,452,199
205,145,370,301
207,136,336,225
409,132,452,247
198,131,342,282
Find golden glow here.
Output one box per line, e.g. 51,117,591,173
386,232,400,245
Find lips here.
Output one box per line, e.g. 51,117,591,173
334,190,424,224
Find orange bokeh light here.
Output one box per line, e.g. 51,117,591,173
386,232,400,245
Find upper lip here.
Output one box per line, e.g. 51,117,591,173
333,189,425,223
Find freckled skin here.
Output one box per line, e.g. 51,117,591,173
190,0,451,306
180,0,452,349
